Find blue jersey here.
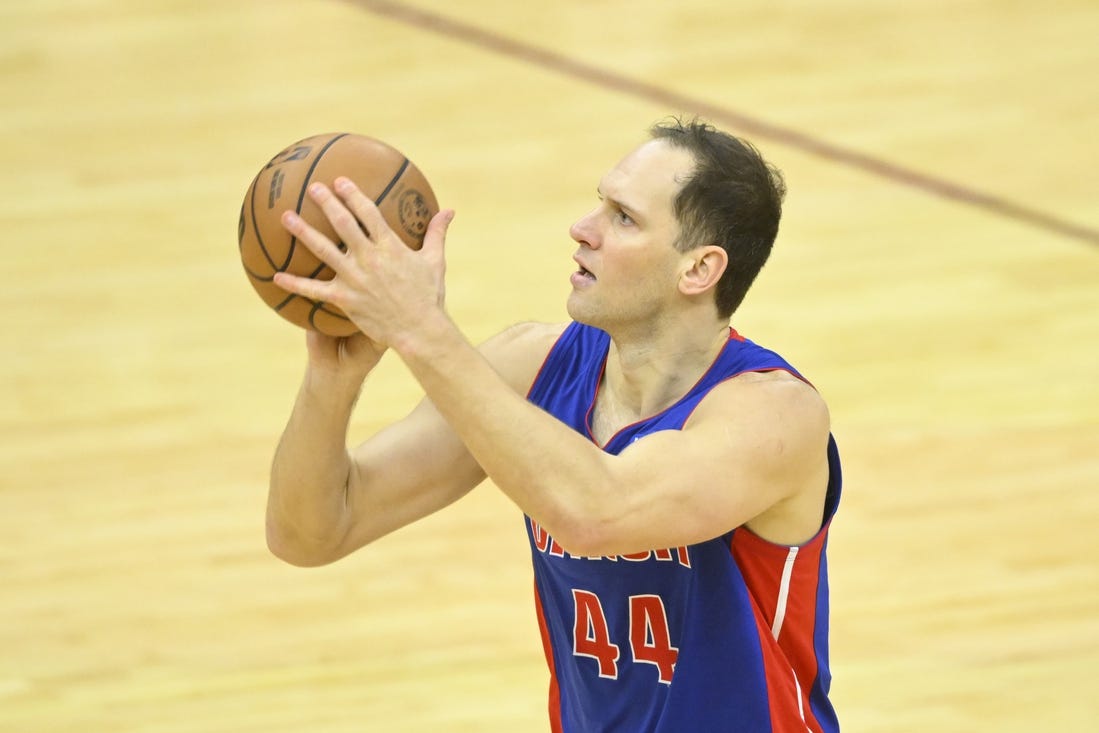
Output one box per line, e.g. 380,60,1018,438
525,322,841,732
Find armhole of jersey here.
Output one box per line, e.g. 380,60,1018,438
733,432,842,552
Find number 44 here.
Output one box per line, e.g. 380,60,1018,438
572,589,679,684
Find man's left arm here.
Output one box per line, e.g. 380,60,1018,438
392,317,831,555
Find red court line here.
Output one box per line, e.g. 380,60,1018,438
347,0,1099,248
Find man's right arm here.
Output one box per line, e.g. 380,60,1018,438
265,321,563,567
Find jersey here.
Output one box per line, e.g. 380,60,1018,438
524,322,842,733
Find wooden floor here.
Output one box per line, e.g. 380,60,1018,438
2,1,1097,730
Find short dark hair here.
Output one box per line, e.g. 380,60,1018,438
649,117,786,318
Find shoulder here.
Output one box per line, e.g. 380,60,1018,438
477,321,569,393
702,369,829,430
689,370,831,472
480,321,569,359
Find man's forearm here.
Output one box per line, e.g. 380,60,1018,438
266,370,364,565
392,314,610,549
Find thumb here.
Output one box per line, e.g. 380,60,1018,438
421,208,455,259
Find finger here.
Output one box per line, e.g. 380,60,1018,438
280,209,350,276
421,209,455,260
272,269,339,304
307,181,374,254
332,177,391,244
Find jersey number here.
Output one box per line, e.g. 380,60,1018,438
572,589,679,684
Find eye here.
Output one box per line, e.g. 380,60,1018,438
596,190,636,227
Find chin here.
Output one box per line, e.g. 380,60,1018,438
566,295,592,323
566,298,609,331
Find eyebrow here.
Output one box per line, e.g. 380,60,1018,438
596,187,642,221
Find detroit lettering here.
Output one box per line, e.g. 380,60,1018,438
529,518,692,568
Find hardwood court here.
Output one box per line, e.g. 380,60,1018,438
1,1,1096,731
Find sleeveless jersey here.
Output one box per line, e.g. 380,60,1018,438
525,322,841,733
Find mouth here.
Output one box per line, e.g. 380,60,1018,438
573,256,596,281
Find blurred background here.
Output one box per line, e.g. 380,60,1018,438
1,1,1096,731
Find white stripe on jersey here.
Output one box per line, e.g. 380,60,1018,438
770,546,800,640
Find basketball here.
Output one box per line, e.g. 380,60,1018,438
237,132,438,336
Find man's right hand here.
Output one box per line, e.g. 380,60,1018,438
304,329,386,384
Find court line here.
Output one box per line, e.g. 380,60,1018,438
347,0,1099,248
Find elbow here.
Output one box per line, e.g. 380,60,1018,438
265,516,343,568
543,510,621,559
540,466,642,557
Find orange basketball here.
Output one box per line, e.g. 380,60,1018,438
237,133,438,336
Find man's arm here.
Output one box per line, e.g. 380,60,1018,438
393,316,832,556
266,322,563,567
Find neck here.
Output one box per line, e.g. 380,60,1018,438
601,315,731,420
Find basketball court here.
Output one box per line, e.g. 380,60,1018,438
2,1,1097,730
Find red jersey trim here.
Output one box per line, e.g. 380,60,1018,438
732,526,831,732
533,581,564,733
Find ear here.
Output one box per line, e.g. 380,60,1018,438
678,245,727,297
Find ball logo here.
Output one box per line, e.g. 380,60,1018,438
267,168,285,209
265,145,312,169
398,188,431,242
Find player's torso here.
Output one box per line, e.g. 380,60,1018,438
524,322,839,732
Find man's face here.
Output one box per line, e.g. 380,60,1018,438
566,139,696,331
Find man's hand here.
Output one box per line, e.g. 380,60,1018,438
302,329,386,384
273,177,455,349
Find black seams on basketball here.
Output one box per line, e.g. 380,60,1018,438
237,132,438,336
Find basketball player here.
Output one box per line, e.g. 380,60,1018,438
266,118,841,732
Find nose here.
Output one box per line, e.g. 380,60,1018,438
569,208,600,248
